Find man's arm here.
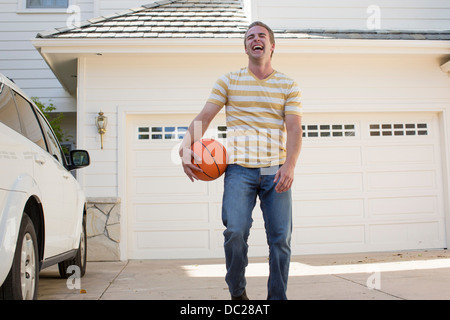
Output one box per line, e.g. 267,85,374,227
274,114,303,193
179,102,222,181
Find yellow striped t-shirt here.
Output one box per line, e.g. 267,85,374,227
207,67,302,168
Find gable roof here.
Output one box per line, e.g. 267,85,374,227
36,0,450,41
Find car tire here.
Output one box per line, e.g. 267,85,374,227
58,213,87,279
0,213,39,300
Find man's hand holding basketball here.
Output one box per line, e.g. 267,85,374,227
178,102,222,182
179,146,203,182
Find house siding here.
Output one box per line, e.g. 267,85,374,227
0,0,147,112
95,0,151,16
77,49,450,198
249,0,450,31
1,0,91,112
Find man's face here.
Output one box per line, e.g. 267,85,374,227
245,25,275,60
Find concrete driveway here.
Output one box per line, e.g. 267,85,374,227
38,249,450,300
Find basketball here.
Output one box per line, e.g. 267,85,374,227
191,139,227,181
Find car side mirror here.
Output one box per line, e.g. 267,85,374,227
68,150,90,171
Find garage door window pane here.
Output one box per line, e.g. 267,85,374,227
137,126,225,141
138,127,150,140
302,123,356,138
370,123,428,137
216,126,226,138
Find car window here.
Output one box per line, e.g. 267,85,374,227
13,91,47,150
0,82,22,134
35,110,66,166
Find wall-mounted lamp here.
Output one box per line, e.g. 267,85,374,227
95,111,108,149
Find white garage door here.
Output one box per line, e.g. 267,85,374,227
126,113,228,259
126,112,446,259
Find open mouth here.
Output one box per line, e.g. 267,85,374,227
252,45,264,52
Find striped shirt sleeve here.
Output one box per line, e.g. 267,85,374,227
285,81,302,116
207,74,229,108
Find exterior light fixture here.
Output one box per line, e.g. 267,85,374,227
95,111,108,149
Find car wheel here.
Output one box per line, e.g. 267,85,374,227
0,213,39,300
58,213,87,279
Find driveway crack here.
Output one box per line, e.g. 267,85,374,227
333,274,406,300
98,260,129,300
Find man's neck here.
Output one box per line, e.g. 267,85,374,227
248,61,274,80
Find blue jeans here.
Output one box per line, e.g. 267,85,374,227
222,164,292,300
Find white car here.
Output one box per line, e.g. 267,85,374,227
0,73,90,300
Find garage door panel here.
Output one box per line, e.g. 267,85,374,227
368,196,438,218
300,146,362,166
135,148,177,169
368,222,443,247
366,145,436,166
294,225,365,245
133,176,208,196
135,230,209,249
367,170,436,190
131,230,213,259
295,199,364,219
134,202,209,224
295,172,363,192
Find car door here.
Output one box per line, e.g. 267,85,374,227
34,109,80,250
12,92,70,258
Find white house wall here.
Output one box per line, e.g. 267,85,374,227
95,0,157,16
272,53,450,110
78,51,450,196
248,0,450,31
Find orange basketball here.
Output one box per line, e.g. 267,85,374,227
191,139,227,181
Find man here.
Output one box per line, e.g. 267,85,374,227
179,21,303,300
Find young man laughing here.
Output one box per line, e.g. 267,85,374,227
179,21,303,300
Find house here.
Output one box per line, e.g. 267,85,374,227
9,0,450,261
